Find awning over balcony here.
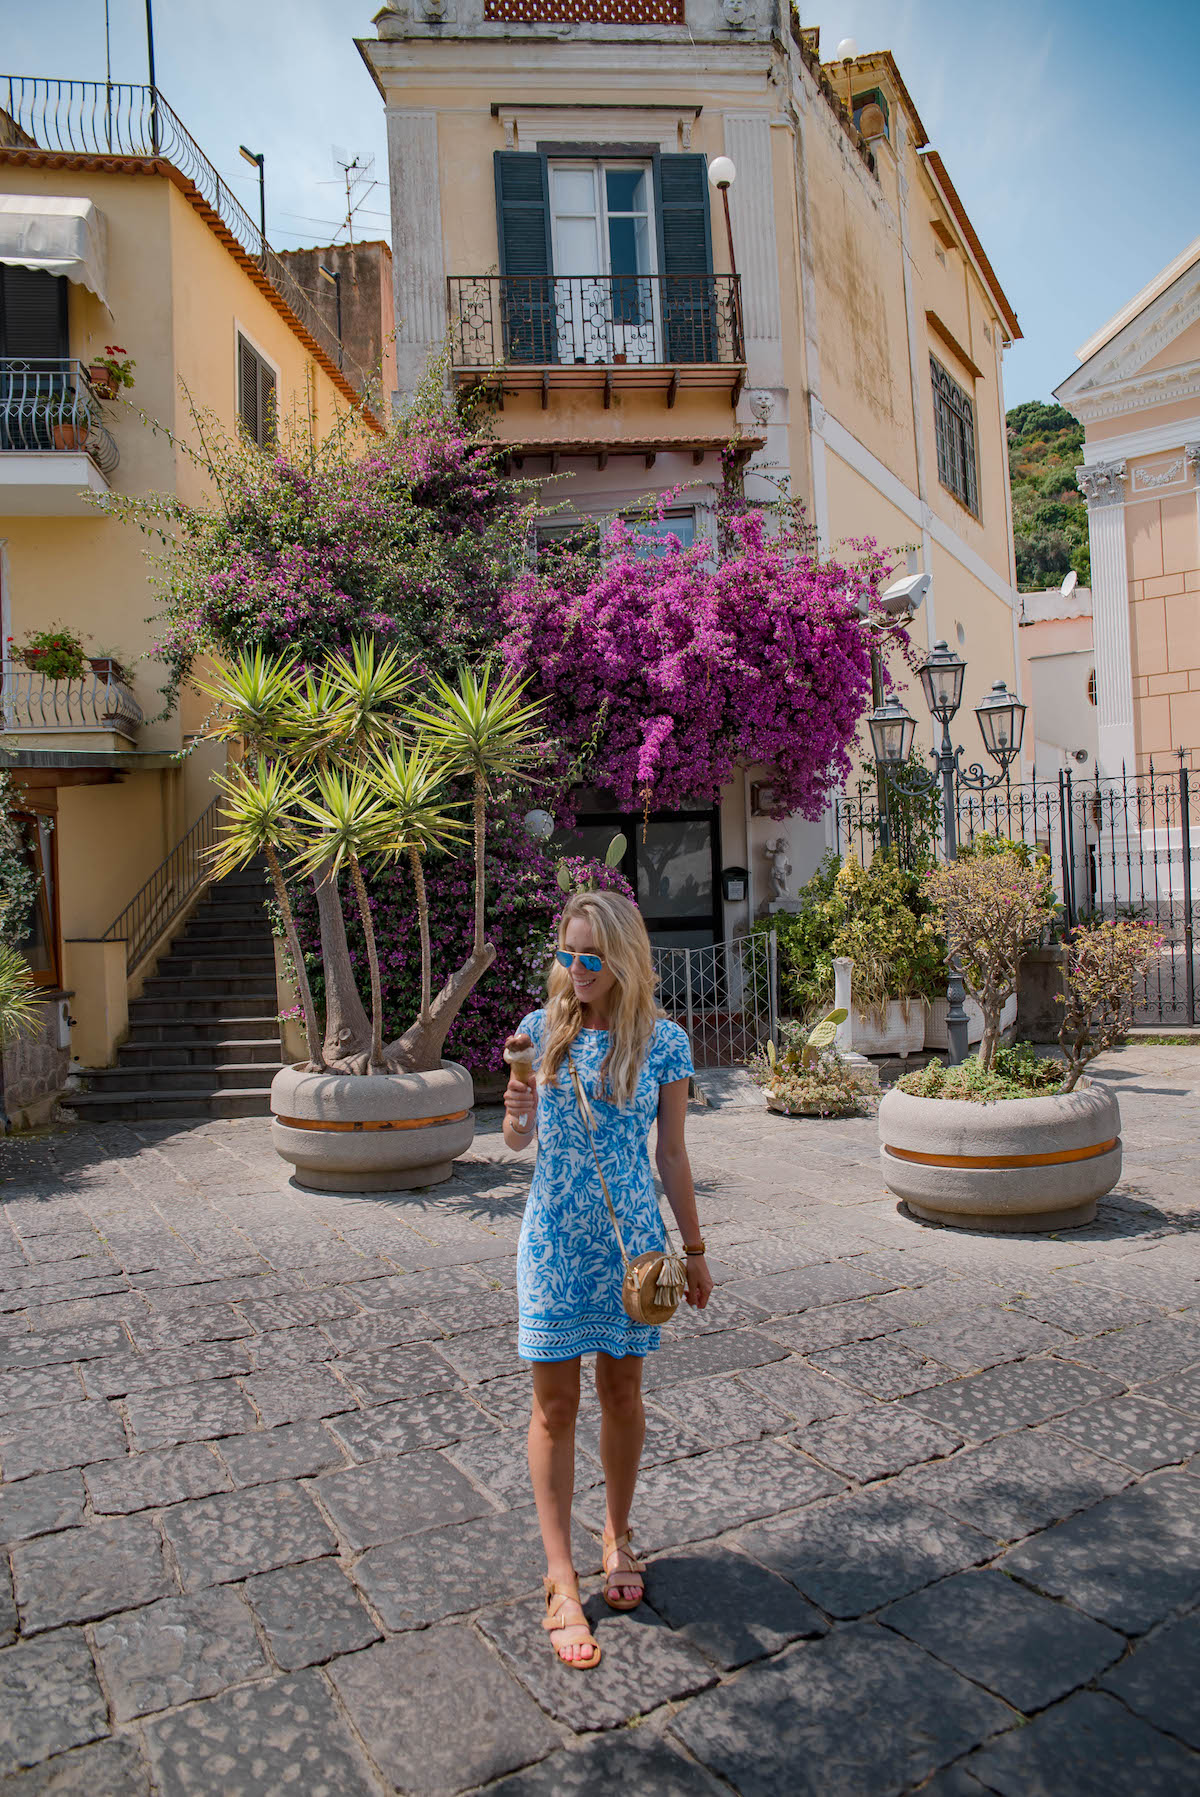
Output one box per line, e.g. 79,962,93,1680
0,195,109,308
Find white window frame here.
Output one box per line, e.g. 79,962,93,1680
548,160,660,364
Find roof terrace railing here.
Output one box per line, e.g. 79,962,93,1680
2,76,367,393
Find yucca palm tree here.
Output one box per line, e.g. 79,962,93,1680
0,942,43,1047
368,742,469,1028
323,639,412,759
291,767,393,1073
197,646,300,754
209,757,325,1069
405,666,547,955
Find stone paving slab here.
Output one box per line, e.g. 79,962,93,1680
0,1042,1199,1792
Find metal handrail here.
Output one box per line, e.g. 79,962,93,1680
448,273,745,369
0,358,119,474
99,798,222,973
2,75,368,393
1,658,142,736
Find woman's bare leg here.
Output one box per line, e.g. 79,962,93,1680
595,1351,646,1603
528,1359,590,1659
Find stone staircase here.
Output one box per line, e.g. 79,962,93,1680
71,865,286,1123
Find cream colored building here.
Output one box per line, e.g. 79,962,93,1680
0,78,378,1119
360,3,1023,940
1056,237,1200,778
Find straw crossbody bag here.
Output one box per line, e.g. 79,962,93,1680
568,1055,687,1327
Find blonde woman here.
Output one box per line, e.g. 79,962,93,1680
502,890,712,1671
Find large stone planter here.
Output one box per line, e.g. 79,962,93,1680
878,1078,1121,1232
270,1061,474,1192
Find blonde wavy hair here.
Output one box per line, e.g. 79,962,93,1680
539,890,660,1105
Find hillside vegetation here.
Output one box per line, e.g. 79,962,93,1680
1007,400,1090,592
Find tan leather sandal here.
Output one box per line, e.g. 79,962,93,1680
602,1530,645,1611
542,1577,602,1670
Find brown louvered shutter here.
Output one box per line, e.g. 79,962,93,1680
237,334,276,448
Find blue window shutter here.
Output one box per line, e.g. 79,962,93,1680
655,154,716,363
494,151,556,364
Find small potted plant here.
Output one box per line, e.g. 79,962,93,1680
752,1008,873,1117
11,626,88,682
88,647,132,685
878,851,1159,1232
87,346,135,400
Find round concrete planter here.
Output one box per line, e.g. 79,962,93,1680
270,1061,475,1193
878,1078,1121,1232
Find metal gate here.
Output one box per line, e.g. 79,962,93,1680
651,932,778,1068
835,754,1200,1025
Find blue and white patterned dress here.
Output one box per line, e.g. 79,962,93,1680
516,1010,695,1362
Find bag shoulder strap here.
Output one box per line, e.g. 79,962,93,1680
567,1051,677,1269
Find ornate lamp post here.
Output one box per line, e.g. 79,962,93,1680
868,641,1026,1065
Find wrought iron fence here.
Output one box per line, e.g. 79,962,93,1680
835,758,1200,1024
447,274,744,369
99,799,222,973
652,931,777,1068
2,659,142,736
0,359,119,474
2,76,365,392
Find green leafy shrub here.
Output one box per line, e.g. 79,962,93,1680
756,851,945,1022
749,1016,874,1117
897,1042,1065,1102
923,846,1057,1068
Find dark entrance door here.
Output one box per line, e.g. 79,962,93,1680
555,804,721,949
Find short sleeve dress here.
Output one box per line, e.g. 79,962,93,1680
516,1011,695,1362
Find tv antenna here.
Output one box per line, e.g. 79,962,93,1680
330,148,378,246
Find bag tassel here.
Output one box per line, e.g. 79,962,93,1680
655,1255,686,1299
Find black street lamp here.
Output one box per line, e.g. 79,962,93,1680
240,145,266,251
868,639,1027,1065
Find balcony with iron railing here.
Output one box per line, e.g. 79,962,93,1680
1,75,368,395
447,273,745,408
2,660,144,745
0,359,119,510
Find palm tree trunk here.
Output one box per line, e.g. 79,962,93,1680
409,845,432,1023
472,771,486,956
263,845,325,1071
349,854,385,1073
314,862,372,1067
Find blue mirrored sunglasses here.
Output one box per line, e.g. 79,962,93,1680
555,949,605,973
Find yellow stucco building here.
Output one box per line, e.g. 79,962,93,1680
1056,236,1200,778
360,3,1023,939
0,79,377,1121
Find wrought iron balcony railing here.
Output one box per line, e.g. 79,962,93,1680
2,76,365,392
0,359,119,475
2,661,144,738
447,274,744,370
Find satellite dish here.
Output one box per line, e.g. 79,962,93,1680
1061,569,1078,598
835,35,858,58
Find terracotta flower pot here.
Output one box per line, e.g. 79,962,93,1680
88,365,119,399
270,1060,475,1191
52,420,85,452
878,1078,1121,1233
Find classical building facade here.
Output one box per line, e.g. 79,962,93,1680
1056,236,1200,777
360,1,1023,940
0,78,378,1118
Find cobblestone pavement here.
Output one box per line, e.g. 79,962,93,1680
1,1044,1198,1795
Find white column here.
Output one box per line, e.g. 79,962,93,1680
386,109,446,401
1077,459,1135,777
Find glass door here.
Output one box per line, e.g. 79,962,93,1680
554,805,720,951
549,162,659,365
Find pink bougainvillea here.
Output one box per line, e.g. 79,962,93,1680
500,510,893,819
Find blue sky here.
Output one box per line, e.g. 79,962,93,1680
7,1,1198,406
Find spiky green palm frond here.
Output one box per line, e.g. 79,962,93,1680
197,647,301,751
367,743,469,861
0,943,42,1047
277,664,347,766
404,665,547,782
208,757,307,881
324,638,412,757
290,766,391,882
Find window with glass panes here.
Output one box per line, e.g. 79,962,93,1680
931,355,979,516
